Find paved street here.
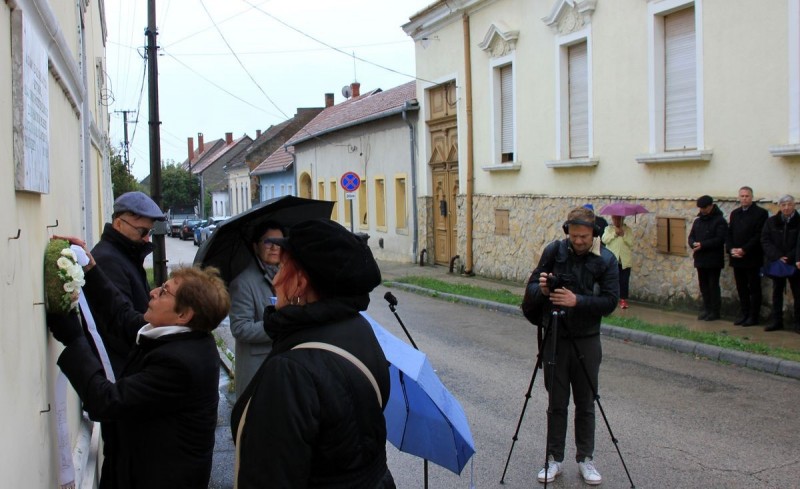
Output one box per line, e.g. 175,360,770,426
159,236,800,488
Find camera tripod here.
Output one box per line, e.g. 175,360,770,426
499,307,636,488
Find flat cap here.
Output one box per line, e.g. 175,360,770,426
113,191,166,220
267,218,381,297
696,195,713,208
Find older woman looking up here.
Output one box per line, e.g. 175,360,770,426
231,218,395,488
229,220,285,400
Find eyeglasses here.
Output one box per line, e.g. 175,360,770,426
261,240,280,248
119,217,153,238
158,284,175,298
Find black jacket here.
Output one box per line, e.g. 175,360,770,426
91,223,154,374
523,239,619,338
232,296,391,488
761,210,800,263
59,266,219,489
726,204,768,268
688,205,728,269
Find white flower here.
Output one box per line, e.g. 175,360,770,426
57,257,72,270
63,282,76,293
67,264,83,281
60,248,78,261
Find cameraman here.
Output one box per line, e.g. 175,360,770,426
522,206,619,485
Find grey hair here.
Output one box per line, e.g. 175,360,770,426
778,194,795,205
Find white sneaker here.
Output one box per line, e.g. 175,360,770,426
536,456,563,483
578,457,602,485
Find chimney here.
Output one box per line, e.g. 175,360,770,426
256,129,262,139
187,137,194,161
350,82,360,98
226,132,233,144
198,133,205,153
325,93,334,107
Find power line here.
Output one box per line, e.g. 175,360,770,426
165,40,409,57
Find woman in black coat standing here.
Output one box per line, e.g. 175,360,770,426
232,218,395,488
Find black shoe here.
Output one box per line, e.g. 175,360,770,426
742,317,759,327
764,323,783,332
704,313,720,321
733,316,748,325
697,312,709,320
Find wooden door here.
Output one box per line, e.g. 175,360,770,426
428,82,459,266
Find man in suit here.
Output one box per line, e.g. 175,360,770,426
726,186,768,326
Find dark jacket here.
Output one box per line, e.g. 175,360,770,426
688,205,728,269
91,223,154,374
232,296,392,489
761,210,800,263
726,204,768,268
59,267,219,489
522,239,619,338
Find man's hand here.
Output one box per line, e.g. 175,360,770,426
780,256,788,264
692,241,702,251
549,287,577,308
731,247,744,258
46,312,83,345
538,272,551,296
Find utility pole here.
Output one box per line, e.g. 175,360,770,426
113,109,136,171
146,0,168,286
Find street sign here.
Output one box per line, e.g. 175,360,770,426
345,192,356,200
340,171,361,192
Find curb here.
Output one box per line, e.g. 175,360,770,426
385,281,800,381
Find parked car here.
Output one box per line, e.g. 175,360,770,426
198,216,229,245
192,220,209,246
179,218,203,241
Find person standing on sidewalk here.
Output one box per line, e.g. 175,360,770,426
726,186,769,326
92,191,165,375
602,215,634,309
229,221,285,400
761,194,800,333
523,206,619,486
688,195,728,321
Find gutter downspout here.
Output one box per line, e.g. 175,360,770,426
463,13,475,275
284,144,296,196
402,100,419,260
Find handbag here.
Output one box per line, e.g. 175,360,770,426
762,259,797,278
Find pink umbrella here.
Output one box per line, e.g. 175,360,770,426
598,202,650,217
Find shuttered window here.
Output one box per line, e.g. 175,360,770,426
500,64,514,161
657,217,687,255
568,42,589,158
664,7,696,151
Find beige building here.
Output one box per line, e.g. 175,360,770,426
404,0,800,312
0,0,110,486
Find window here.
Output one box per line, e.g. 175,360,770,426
639,1,710,163
280,184,285,197
287,184,293,196
270,185,275,199
770,0,800,155
568,41,589,158
656,217,687,255
358,181,368,227
329,180,339,221
394,176,407,231
375,177,386,230
490,58,516,164
317,180,325,200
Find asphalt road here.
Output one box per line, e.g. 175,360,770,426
160,236,800,488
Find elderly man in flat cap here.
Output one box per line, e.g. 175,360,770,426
688,195,728,321
92,191,166,375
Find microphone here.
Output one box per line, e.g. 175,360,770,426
384,291,398,307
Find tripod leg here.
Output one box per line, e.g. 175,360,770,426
499,325,550,484
566,334,636,488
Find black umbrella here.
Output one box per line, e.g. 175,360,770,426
193,196,334,284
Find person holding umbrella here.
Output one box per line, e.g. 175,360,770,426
231,218,395,488
228,221,285,400
602,215,634,309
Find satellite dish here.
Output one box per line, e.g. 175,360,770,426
342,85,353,98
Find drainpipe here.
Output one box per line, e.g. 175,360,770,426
462,13,475,275
284,144,295,197
402,100,419,259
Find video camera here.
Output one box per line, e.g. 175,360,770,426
545,273,575,291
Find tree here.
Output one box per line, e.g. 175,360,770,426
110,151,140,199
161,163,200,211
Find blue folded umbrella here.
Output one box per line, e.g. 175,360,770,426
361,312,476,475
762,260,797,278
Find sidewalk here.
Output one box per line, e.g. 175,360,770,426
375,259,800,379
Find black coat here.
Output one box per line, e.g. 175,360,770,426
61,266,219,489
726,204,768,268
761,210,800,263
688,205,728,269
523,239,619,337
91,223,154,374
232,296,391,488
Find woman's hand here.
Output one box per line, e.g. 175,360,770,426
53,235,96,271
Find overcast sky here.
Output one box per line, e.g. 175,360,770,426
104,0,433,180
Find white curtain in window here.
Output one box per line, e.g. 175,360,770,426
664,6,696,151
568,42,589,158
500,64,514,155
